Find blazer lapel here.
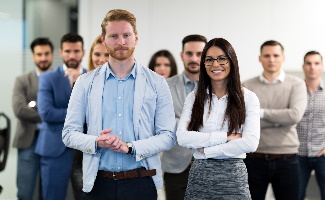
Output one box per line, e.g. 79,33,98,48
89,65,106,134
133,64,146,139
175,74,186,105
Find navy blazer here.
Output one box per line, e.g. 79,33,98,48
36,66,86,157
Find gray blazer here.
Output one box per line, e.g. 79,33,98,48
161,73,194,173
12,70,41,149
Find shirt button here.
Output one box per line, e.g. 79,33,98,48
119,81,122,83
118,114,122,117
118,97,122,99
119,132,122,134
118,167,121,169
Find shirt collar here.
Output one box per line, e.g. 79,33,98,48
259,69,285,84
62,64,84,74
182,72,198,85
105,61,137,80
320,80,324,90
35,68,41,77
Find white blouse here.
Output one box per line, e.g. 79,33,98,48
177,87,260,159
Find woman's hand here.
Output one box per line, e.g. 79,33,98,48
227,133,242,142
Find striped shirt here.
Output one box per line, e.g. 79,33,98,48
297,82,325,157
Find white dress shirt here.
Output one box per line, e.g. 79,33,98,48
177,87,260,159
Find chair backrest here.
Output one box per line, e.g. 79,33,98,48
0,113,10,171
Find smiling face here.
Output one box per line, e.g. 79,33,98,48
92,43,109,68
204,46,231,85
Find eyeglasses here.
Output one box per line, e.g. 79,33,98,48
204,57,228,65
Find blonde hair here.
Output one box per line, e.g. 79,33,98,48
87,35,103,72
101,9,137,39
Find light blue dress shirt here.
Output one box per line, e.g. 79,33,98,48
99,65,142,171
183,72,198,96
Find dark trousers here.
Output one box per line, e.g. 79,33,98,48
244,155,300,200
71,149,83,200
298,156,325,200
164,165,191,200
82,175,157,200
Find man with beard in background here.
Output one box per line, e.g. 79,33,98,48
12,37,53,200
161,34,207,200
36,33,86,200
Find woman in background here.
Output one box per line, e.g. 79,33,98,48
87,35,110,71
71,35,109,200
148,50,178,78
177,38,260,200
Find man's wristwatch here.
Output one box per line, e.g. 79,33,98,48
126,142,134,154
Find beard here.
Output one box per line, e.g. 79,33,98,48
184,62,200,74
36,61,52,72
64,59,81,69
107,46,135,61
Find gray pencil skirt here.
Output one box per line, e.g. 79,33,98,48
185,158,251,200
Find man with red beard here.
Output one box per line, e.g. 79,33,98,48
12,37,53,200
161,34,207,200
62,9,176,199
36,33,86,200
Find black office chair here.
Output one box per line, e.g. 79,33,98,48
0,113,11,194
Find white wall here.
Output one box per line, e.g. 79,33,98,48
79,0,325,81
0,0,22,199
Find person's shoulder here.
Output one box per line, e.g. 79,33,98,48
242,87,260,104
284,74,304,84
40,66,61,78
242,76,259,84
166,74,182,84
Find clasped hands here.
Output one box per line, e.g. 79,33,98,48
96,129,129,154
197,133,242,153
64,68,81,86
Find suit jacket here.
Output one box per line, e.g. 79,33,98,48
12,70,41,149
161,73,194,173
62,62,176,192
36,66,86,157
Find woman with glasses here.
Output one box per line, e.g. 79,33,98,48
177,38,260,199
148,50,178,78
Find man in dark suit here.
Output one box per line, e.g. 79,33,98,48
36,33,86,200
161,34,207,200
12,37,54,200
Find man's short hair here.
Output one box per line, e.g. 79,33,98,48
260,40,284,53
182,34,207,51
60,33,84,49
30,37,54,53
304,51,323,62
101,9,137,38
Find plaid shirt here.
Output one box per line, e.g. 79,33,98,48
297,82,325,157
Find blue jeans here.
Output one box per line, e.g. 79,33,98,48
244,155,300,200
17,136,41,200
298,156,325,200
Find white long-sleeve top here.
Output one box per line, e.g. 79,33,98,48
177,87,260,159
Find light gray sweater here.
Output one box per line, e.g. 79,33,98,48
242,74,307,154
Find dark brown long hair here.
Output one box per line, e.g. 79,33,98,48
148,50,178,77
188,38,245,134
